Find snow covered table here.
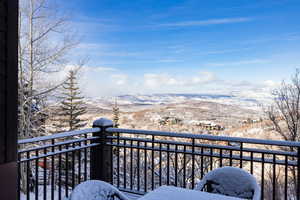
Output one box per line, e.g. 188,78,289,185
138,186,243,200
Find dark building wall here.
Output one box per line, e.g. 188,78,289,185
0,0,18,164
0,0,6,165
0,0,18,199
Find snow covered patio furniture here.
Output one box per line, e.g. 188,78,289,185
195,167,260,200
66,180,130,200
138,185,242,200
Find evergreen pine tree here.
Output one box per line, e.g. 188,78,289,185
112,99,120,128
53,70,87,131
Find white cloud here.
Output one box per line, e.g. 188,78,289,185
77,43,113,50
45,65,129,97
98,51,142,57
144,74,182,88
191,71,218,84
216,79,280,101
263,80,279,88
45,64,278,99
158,17,252,27
72,42,144,59
155,59,184,63
140,71,276,101
143,71,219,89
43,64,78,84
79,66,130,97
206,59,269,67
111,74,128,85
82,66,117,73
198,47,252,56
242,32,300,45
71,18,120,33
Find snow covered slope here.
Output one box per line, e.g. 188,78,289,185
86,93,271,111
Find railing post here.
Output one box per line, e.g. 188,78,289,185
91,118,114,183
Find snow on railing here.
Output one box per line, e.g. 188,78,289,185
18,128,100,144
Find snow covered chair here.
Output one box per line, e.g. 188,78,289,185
66,180,130,200
195,167,260,200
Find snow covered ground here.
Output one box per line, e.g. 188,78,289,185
20,186,67,200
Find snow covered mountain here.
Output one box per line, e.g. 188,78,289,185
86,93,272,111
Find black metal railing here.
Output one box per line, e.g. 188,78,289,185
17,118,300,200
106,127,300,200
17,128,100,200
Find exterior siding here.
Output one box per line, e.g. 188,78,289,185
0,0,7,164
0,0,18,199
0,0,18,164
5,0,18,163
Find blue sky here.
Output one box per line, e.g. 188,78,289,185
61,0,300,97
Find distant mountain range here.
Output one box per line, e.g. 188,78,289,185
118,93,235,100
87,93,271,111
117,93,259,103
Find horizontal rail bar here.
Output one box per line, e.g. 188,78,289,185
19,143,99,163
107,136,297,157
107,142,298,166
18,136,99,154
18,128,100,144
107,128,300,147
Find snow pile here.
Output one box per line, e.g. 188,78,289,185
195,167,260,200
67,180,129,200
139,185,242,200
